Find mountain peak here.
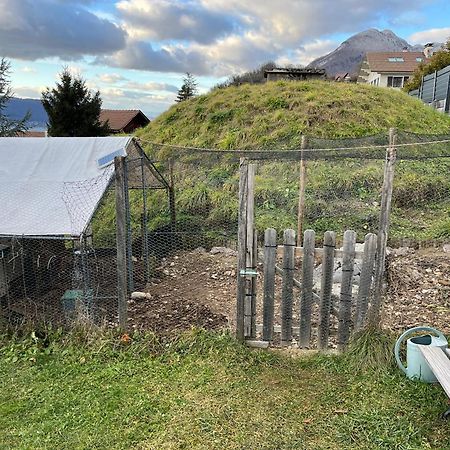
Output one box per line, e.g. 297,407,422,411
307,28,415,76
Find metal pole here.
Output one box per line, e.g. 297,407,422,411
123,158,134,293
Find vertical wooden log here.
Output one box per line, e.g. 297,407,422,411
318,231,336,350
281,229,296,344
337,230,356,351
236,158,248,341
168,158,176,230
262,228,277,341
244,164,256,338
299,229,315,348
355,233,377,331
250,228,258,338
297,136,307,246
370,128,397,325
115,156,128,330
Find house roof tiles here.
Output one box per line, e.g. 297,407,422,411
366,52,426,73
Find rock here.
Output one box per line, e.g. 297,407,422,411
210,247,237,257
443,244,450,253
193,247,206,253
131,291,152,300
392,247,413,257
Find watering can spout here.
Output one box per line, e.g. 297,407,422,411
395,326,448,383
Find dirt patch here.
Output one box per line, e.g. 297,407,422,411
130,246,450,339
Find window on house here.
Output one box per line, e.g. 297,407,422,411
388,57,404,62
416,57,423,62
387,76,405,88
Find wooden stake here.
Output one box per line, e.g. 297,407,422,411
115,156,128,330
370,128,397,325
281,229,296,344
262,228,277,341
297,136,307,246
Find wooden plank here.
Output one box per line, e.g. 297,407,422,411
355,233,377,331
299,229,315,348
370,128,396,325
419,346,450,398
318,231,336,350
250,228,257,338
337,230,356,351
281,229,296,344
236,158,248,341
114,156,128,330
297,136,307,246
262,228,277,341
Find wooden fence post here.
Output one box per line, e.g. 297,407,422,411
337,230,356,351
262,228,277,341
281,229,296,345
355,233,377,331
244,164,256,338
297,136,307,246
115,156,128,330
318,231,336,350
236,158,248,341
299,229,315,348
370,128,397,325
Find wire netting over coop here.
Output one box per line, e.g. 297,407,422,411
0,136,170,328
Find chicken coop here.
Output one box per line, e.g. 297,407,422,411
0,136,171,328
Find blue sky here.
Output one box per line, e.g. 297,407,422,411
2,0,450,118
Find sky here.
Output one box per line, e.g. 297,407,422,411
2,0,450,118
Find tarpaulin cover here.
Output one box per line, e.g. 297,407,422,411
0,136,132,237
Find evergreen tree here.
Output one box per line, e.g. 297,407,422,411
176,73,198,102
404,39,450,92
42,68,110,136
0,58,30,136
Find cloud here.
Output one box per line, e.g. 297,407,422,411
0,0,126,60
277,40,338,66
124,81,179,92
98,73,129,84
21,66,37,74
96,39,210,75
116,0,236,44
409,27,450,44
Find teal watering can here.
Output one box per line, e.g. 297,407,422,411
395,326,448,383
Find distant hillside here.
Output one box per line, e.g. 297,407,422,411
5,98,47,130
308,28,440,77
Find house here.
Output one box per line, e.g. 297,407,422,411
264,67,326,82
357,52,427,89
100,109,150,134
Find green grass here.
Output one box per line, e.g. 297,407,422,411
1,329,449,449
114,80,450,245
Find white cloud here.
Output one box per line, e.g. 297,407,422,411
98,73,128,84
277,40,338,66
409,27,450,45
124,81,179,92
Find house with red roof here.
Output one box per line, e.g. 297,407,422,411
99,109,150,134
357,51,427,89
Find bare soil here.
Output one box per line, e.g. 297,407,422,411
128,246,450,338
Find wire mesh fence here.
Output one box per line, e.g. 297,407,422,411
1,131,449,336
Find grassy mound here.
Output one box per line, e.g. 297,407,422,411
113,81,450,244
138,80,450,147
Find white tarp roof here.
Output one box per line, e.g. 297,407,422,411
0,136,132,238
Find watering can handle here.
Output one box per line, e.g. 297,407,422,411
394,326,447,374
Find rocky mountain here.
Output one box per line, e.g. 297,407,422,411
308,29,438,77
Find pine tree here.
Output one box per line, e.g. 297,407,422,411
0,58,30,136
176,73,198,102
42,68,110,136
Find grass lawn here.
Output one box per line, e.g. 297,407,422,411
0,329,449,449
